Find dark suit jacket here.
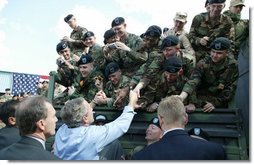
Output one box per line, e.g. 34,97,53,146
0,126,21,150
0,136,60,160
132,129,226,160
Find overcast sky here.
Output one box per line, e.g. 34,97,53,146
0,0,251,76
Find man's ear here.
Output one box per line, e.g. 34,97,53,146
178,68,184,76
82,115,89,124
158,114,164,130
184,113,189,125
8,117,16,125
36,119,46,131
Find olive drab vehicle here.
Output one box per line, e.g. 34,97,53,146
46,71,249,160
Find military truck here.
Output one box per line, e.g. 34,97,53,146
46,71,249,160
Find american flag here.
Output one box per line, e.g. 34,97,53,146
12,73,40,95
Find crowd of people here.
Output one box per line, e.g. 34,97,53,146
0,0,249,160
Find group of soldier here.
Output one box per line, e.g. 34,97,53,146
52,0,249,114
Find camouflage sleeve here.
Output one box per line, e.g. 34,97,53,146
210,62,239,107
180,35,195,57
92,46,107,71
180,35,196,66
138,81,157,108
71,26,88,45
188,14,204,48
208,15,235,51
130,63,146,86
55,67,75,87
126,50,148,63
182,60,204,95
139,53,164,87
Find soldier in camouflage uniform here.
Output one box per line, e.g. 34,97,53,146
38,81,49,97
223,0,249,59
52,41,80,105
188,0,235,62
134,35,195,97
164,12,196,65
109,17,148,78
81,31,107,72
62,14,88,56
137,56,195,113
68,54,105,106
107,17,148,107
54,41,80,87
130,25,163,90
178,37,238,112
0,88,12,103
94,62,131,110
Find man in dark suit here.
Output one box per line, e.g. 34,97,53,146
132,96,226,160
0,100,21,150
0,96,60,160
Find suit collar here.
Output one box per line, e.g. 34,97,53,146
20,136,45,149
162,129,188,139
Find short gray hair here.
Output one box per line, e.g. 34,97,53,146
60,97,87,128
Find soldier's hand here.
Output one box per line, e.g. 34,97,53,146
96,90,107,99
115,41,131,52
200,37,209,46
146,103,158,112
72,54,80,62
133,82,144,98
113,86,130,106
185,103,196,113
67,86,75,96
93,94,107,105
127,90,139,109
202,101,215,113
62,36,70,41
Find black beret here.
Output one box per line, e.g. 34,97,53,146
210,37,231,50
163,56,183,73
208,0,226,4
144,25,162,38
64,14,74,23
111,17,125,27
95,114,108,124
161,35,179,50
56,41,68,53
5,88,10,91
103,29,116,44
205,0,210,7
82,31,95,41
105,62,120,78
149,117,161,129
188,127,210,141
163,27,169,33
77,54,93,65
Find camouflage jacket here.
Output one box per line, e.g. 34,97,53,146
223,10,249,57
37,87,48,97
69,68,104,102
55,55,79,87
104,75,131,107
69,25,88,55
138,71,189,108
188,12,235,61
88,43,107,72
142,51,194,84
182,55,238,107
164,28,195,63
109,33,148,77
130,42,162,87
